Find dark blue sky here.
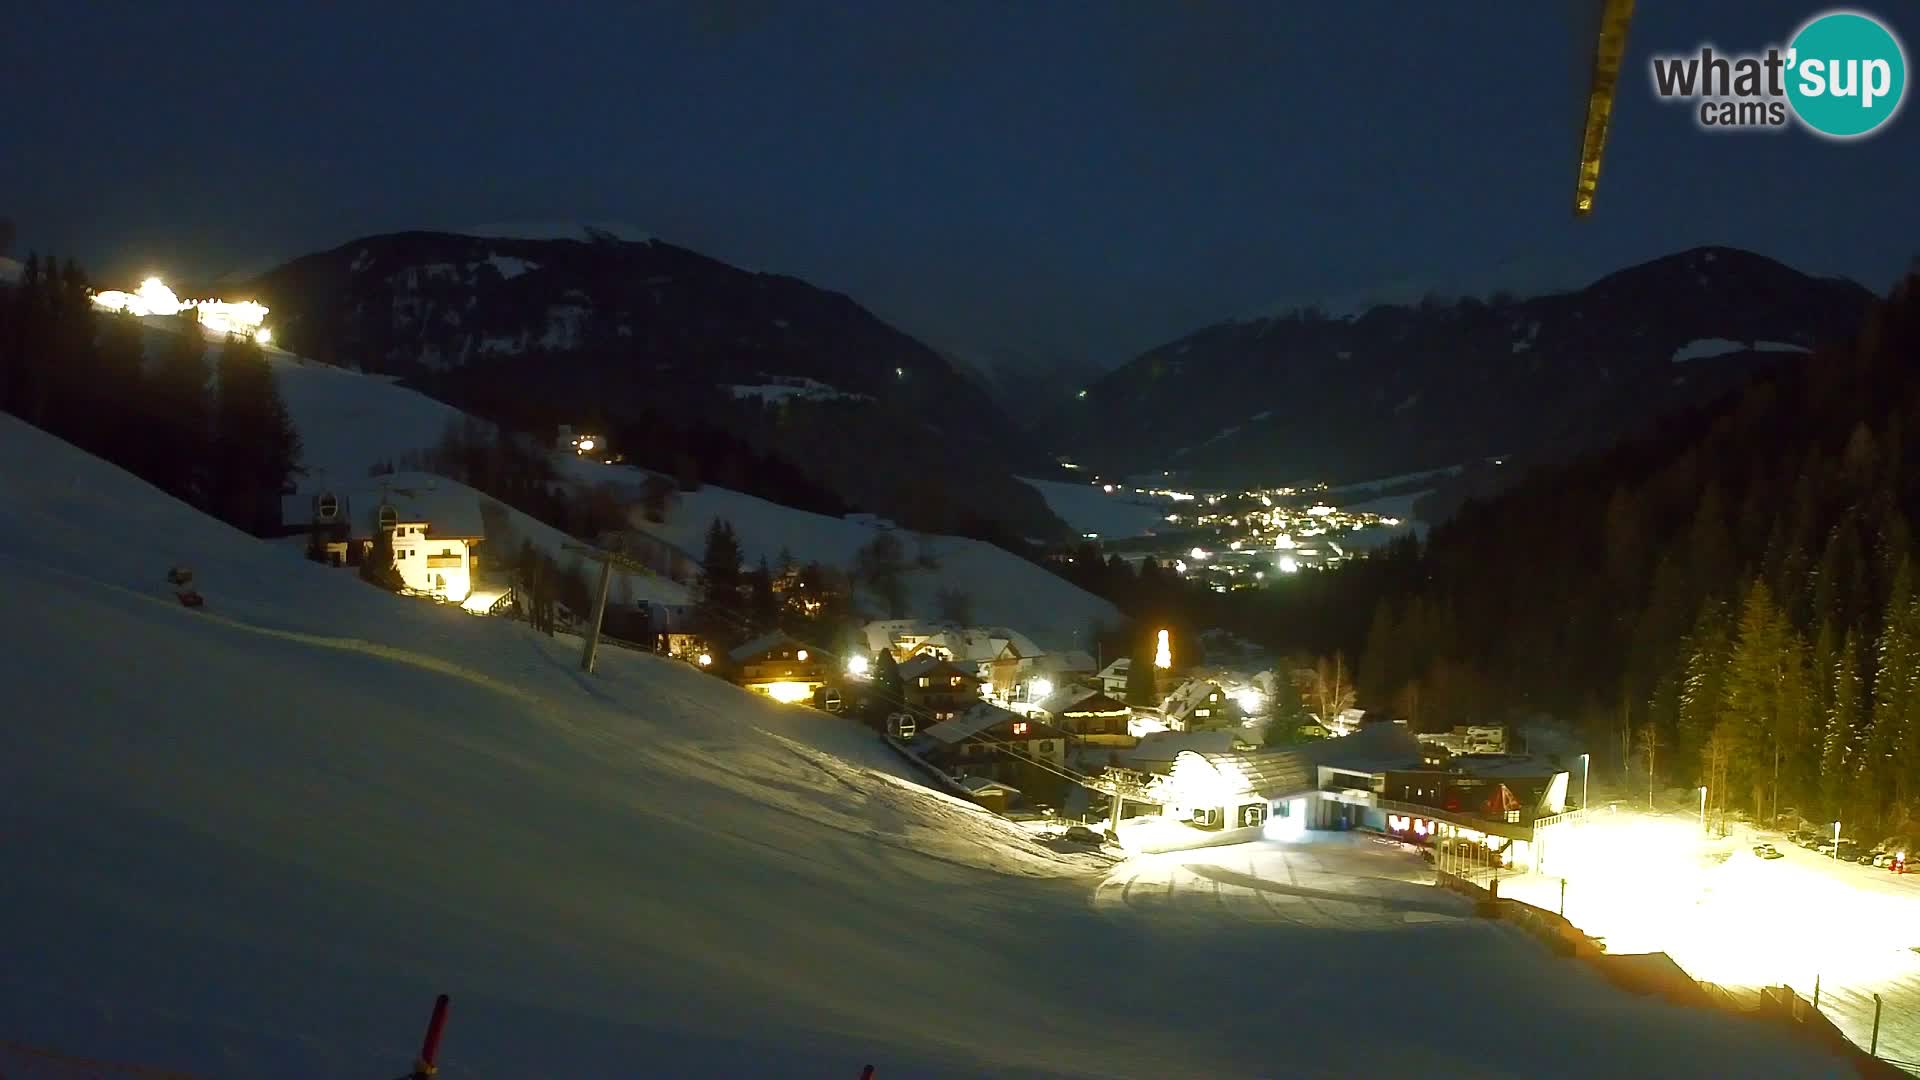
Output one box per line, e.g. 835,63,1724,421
5,1,1914,366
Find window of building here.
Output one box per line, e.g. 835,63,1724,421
1012,722,1029,735
1195,708,1211,718
949,676,962,687
918,676,931,688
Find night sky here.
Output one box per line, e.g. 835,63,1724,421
6,0,1914,366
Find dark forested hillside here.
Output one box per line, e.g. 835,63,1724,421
1336,267,1920,832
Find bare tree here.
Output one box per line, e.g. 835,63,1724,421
1311,652,1356,724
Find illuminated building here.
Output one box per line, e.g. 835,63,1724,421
1137,725,1570,865
727,631,829,704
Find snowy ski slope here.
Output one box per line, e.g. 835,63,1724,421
0,415,1850,1077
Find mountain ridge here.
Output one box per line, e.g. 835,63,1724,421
1050,246,1876,488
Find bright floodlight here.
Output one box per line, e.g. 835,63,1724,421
577,438,595,451
1154,629,1172,669
846,653,869,676
764,681,813,704
1278,556,1300,574
697,652,712,667
1030,678,1053,701
796,649,809,662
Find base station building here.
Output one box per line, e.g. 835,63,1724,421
1158,722,1571,867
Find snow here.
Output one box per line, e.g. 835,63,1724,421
635,481,1121,651
728,377,871,404
1499,807,1920,1067
456,221,653,244
1671,338,1748,363
1017,477,1171,540
0,416,1857,1077
1668,338,1806,363
484,254,537,280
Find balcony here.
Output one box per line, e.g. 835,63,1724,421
425,554,463,568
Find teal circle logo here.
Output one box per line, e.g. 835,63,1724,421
1786,11,1907,138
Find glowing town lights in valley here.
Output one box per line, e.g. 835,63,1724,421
1274,534,1296,550
1306,504,1334,517
1189,547,1209,560
1102,484,1114,493
1154,629,1171,669
1278,556,1300,573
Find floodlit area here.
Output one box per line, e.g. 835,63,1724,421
1498,806,1920,1067
91,276,272,342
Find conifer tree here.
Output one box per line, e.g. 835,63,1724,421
1823,628,1859,818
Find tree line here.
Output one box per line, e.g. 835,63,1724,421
0,254,300,534
1333,268,1920,834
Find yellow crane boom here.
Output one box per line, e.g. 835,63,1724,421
1576,0,1637,216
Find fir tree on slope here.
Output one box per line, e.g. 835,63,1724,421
359,526,405,593
697,518,745,647
209,333,301,534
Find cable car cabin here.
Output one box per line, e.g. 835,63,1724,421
888,712,917,740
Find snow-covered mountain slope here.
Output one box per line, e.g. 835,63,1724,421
637,481,1122,650
252,332,1117,644
0,415,1849,1078
1017,477,1174,540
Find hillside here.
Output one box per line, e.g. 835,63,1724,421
1054,247,1875,487
0,414,1851,1078
253,337,1118,647
1327,269,1920,835
238,229,1066,541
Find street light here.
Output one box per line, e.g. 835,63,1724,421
1833,820,1842,863
1579,753,1590,811
1698,786,1707,833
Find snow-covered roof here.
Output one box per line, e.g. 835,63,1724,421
280,480,486,540
727,630,808,665
958,775,1021,796
1033,685,1128,717
1123,729,1241,765
920,702,1024,746
899,653,980,683
1096,657,1132,680
1032,650,1097,675
1159,679,1228,721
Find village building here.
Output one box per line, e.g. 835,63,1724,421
915,700,1070,783
1136,725,1571,862
898,654,983,724
1158,678,1243,731
1029,685,1134,747
727,631,829,704
1093,657,1132,698
283,484,485,603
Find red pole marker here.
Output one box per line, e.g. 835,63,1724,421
413,994,450,1078
860,1067,874,1080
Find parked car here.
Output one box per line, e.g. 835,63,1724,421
1791,830,1823,848
1753,843,1784,860
1063,825,1101,846
1859,847,1887,865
